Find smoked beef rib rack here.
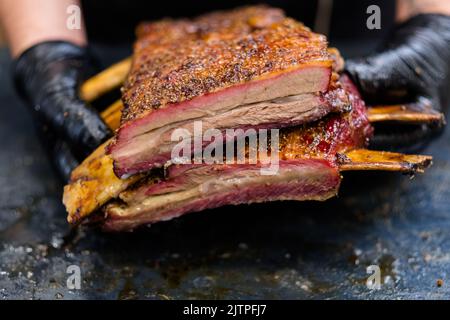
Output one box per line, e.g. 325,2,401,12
64,6,442,232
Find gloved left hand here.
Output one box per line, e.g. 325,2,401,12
14,41,112,181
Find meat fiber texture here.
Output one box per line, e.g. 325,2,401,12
108,5,338,178
100,76,372,231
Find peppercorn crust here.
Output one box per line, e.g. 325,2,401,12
121,5,332,123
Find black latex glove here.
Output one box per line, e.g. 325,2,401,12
14,41,111,181
345,14,450,150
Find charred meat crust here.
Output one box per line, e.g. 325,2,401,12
121,5,332,122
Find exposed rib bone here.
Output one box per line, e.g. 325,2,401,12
100,99,123,131
367,105,444,124
80,58,132,102
338,149,432,173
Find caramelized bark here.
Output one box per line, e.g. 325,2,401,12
121,5,332,123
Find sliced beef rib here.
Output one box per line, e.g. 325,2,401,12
109,6,336,177
101,77,373,231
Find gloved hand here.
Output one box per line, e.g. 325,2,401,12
14,41,111,181
345,14,450,150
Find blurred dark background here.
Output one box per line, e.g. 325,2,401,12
82,0,395,49
78,0,396,66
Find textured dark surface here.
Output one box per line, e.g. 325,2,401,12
1,45,450,300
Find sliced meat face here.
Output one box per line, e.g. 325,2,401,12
104,160,341,231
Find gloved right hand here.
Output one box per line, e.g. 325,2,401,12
345,14,450,150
